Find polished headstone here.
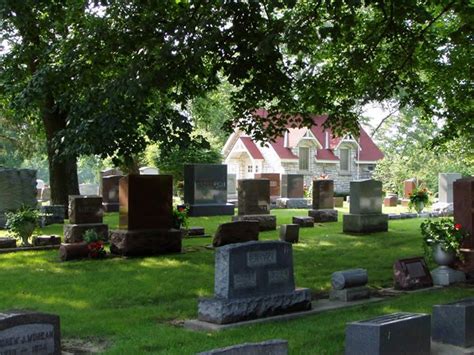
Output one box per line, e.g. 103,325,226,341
79,183,99,196
312,179,334,210
281,175,304,198
454,177,474,248
227,174,237,198
119,175,172,230
384,194,398,207
198,241,311,324
255,173,281,197
184,164,234,216
393,257,433,290
139,166,159,175
349,179,383,215
213,221,259,247
404,178,417,199
40,205,65,226
101,175,122,212
345,313,431,355
237,179,270,215
279,224,299,243
439,173,462,204
0,310,61,355
292,216,314,228
68,195,103,224
432,298,474,348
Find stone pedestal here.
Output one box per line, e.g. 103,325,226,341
431,266,466,286
281,175,304,198
276,198,309,209
308,209,338,222
109,229,182,256
330,286,370,302
33,235,61,246
232,215,276,231
343,214,388,233
64,223,108,243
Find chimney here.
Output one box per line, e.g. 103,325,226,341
325,131,329,149
284,130,289,148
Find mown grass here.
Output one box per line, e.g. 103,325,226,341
0,206,472,354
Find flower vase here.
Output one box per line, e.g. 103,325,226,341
432,244,455,266
18,222,36,246
414,201,424,214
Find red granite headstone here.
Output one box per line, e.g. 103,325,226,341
384,194,398,207
393,257,433,290
255,173,281,197
454,177,474,249
119,175,173,230
403,179,417,199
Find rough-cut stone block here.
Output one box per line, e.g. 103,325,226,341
343,214,388,233
40,205,65,226
0,237,16,249
308,209,338,222
33,235,61,246
432,298,474,348
198,288,311,324
109,228,182,256
232,215,277,231
63,223,108,243
279,224,299,243
330,286,370,302
0,310,61,355
197,339,288,355
331,269,368,290
345,313,431,355
292,216,314,228
431,266,466,286
213,221,259,247
68,195,103,224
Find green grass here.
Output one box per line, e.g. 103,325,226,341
0,207,472,354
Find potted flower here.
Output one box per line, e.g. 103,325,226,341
408,187,430,213
83,229,106,259
420,218,468,265
173,205,189,236
5,206,39,246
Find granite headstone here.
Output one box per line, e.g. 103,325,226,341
184,164,234,216
255,173,281,197
281,175,304,198
227,173,237,199
198,241,311,324
393,257,433,290
101,175,122,212
439,173,462,204
308,179,338,222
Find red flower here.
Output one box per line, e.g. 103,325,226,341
455,223,462,230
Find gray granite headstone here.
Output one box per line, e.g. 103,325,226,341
68,195,103,224
345,312,431,355
279,224,299,243
184,164,234,216
197,339,288,355
237,179,270,215
0,311,61,355
198,241,311,324
438,173,462,204
432,298,474,348
0,168,37,228
227,174,237,198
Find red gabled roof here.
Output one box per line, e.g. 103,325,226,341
240,137,264,160
315,149,339,161
270,136,298,160
357,128,384,161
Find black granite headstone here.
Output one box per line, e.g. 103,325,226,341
184,164,234,216
0,311,61,355
237,179,270,215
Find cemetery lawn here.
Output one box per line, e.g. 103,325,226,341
0,208,472,354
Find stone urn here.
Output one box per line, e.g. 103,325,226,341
432,244,456,266
18,222,36,246
414,201,425,214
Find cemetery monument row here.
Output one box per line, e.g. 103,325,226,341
0,168,37,228
342,179,388,233
232,179,277,231
184,164,234,217
196,241,311,324
109,174,182,256
308,179,338,222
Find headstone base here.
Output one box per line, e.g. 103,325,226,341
198,288,311,324
232,215,277,231
64,223,109,243
0,237,16,249
308,209,338,222
388,213,402,220
188,204,235,217
33,235,61,247
330,286,370,302
431,266,466,286
400,212,418,219
103,202,119,212
109,228,182,256
342,213,388,233
292,216,314,228
431,341,474,355
197,340,288,355
276,198,309,209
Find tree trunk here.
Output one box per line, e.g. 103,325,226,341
42,95,79,213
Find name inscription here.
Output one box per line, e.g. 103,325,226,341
268,269,290,284
233,272,257,289
0,324,55,355
247,250,277,268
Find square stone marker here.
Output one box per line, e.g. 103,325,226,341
0,310,61,355
345,312,431,355
312,179,334,209
279,224,299,243
393,257,433,290
237,179,270,215
432,298,474,348
68,195,103,224
183,164,234,216
119,175,173,230
281,174,304,198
